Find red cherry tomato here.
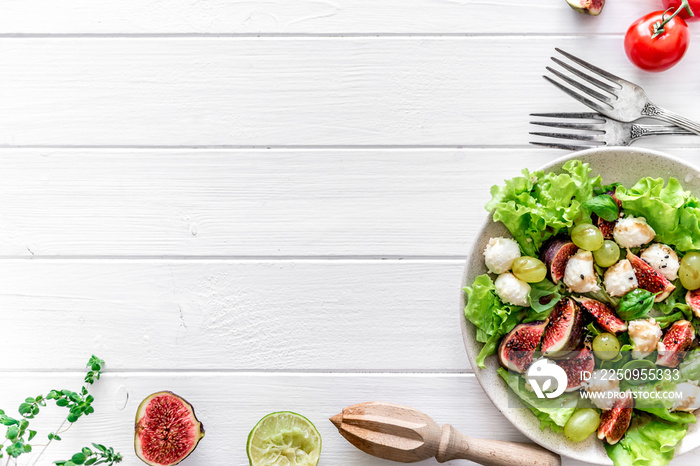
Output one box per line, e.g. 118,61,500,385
624,11,690,72
662,0,699,21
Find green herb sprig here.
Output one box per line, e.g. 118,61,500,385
54,443,122,466
0,355,122,466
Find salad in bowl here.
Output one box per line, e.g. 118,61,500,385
463,155,700,466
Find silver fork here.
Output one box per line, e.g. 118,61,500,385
545,48,700,135
530,112,693,151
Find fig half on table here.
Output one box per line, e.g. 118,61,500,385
135,391,205,466
565,0,605,16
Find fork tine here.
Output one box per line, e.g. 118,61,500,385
529,131,602,142
547,66,614,105
543,75,609,114
530,112,603,119
551,57,618,94
530,120,602,131
555,48,624,86
530,141,596,151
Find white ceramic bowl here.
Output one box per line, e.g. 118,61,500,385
460,147,700,465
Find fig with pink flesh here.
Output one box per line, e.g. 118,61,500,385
595,216,616,239
541,237,579,284
541,297,584,358
575,297,627,334
656,320,695,368
498,320,548,373
598,390,634,445
135,391,205,466
686,289,700,319
627,250,676,302
556,341,595,392
566,0,605,16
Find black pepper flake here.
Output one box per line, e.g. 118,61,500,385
580,274,585,280
665,255,670,259
662,265,667,268
629,276,634,280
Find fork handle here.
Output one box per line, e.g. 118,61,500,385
647,104,700,135
636,124,695,137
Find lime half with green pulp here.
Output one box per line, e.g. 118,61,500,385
247,411,321,466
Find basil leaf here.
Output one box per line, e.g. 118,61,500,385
528,285,561,315
583,194,619,222
617,289,656,320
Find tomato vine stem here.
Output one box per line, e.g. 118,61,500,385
653,0,695,38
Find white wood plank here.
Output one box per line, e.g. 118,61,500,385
0,260,470,371
1,37,700,146
0,148,552,257
0,372,696,465
0,0,689,35
3,148,700,258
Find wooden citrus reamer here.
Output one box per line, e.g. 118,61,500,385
330,401,561,466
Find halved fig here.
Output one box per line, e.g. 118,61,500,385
556,341,595,392
686,289,700,319
598,390,634,445
498,321,548,373
541,237,579,284
541,297,584,358
627,250,676,302
566,0,605,15
575,297,627,334
656,320,695,368
135,391,205,466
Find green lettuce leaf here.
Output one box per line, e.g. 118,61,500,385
616,177,700,251
464,274,522,368
629,382,696,424
605,417,688,466
655,312,687,329
678,349,700,382
486,160,602,256
655,285,692,321
497,367,580,432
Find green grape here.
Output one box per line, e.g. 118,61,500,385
512,256,547,283
680,252,700,290
593,240,620,268
593,333,620,361
564,408,601,443
571,223,604,252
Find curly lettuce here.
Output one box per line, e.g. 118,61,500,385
497,367,579,433
464,274,522,368
605,417,688,466
616,177,700,251
629,382,696,424
486,160,602,256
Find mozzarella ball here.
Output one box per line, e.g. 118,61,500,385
613,216,656,248
641,243,680,282
494,272,531,306
583,369,620,411
628,318,663,359
604,259,638,297
672,382,700,412
483,237,521,274
563,249,600,293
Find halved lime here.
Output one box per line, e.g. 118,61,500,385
246,411,321,466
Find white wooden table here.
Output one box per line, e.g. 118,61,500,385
2,1,700,465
